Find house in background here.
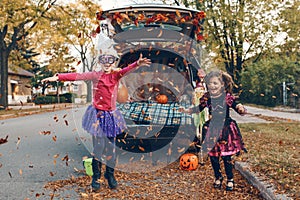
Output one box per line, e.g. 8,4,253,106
8,67,35,105
41,80,88,104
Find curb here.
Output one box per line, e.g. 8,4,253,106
235,161,292,200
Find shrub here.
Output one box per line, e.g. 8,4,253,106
33,96,66,104
61,93,77,103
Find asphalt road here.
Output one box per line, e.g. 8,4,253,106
0,105,299,199
0,107,89,199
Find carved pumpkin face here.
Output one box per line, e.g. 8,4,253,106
179,153,198,171
156,94,168,104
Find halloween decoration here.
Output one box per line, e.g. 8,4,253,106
117,84,129,103
83,157,93,176
156,94,168,104
179,153,199,171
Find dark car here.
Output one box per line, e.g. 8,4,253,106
96,4,205,164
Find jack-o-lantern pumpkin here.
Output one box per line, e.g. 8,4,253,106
117,84,128,103
179,153,198,171
156,94,168,104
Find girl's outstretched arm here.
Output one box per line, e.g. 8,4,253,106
41,74,59,83
226,93,247,115
117,54,152,78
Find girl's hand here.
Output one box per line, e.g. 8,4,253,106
41,74,59,83
178,107,190,114
225,93,235,107
137,53,151,67
236,104,246,114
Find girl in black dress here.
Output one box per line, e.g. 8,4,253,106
180,70,247,191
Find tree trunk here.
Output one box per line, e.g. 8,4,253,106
86,80,92,103
0,48,9,109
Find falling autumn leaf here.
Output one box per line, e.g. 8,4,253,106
62,155,69,161
138,146,145,152
106,156,113,160
53,115,58,122
177,147,186,153
62,154,69,166
157,29,163,38
0,135,8,145
129,157,134,162
40,130,51,135
53,154,59,158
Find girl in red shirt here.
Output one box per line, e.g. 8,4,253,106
42,54,151,191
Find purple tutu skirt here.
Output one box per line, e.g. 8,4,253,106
82,105,127,138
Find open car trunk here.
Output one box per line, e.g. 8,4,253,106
97,4,205,156
115,48,196,154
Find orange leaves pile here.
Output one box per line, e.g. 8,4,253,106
44,160,262,199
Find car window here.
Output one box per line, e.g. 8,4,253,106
97,4,205,41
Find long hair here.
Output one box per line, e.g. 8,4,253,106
204,70,234,94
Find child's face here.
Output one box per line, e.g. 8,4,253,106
207,76,224,97
99,55,116,73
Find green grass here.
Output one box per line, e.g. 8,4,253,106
239,122,300,198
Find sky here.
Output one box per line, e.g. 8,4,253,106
98,0,176,10
98,0,133,10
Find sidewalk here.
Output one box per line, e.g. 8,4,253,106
245,105,300,121
7,102,76,110
0,103,79,120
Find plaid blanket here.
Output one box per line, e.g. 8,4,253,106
117,102,193,126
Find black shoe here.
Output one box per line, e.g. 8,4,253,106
91,158,101,191
226,179,234,191
104,166,118,189
213,177,223,188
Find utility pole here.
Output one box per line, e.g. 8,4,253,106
283,81,286,106
283,81,295,106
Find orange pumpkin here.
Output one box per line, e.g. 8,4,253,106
179,153,198,171
117,84,128,103
156,94,168,104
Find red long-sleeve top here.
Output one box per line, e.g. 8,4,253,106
58,61,138,111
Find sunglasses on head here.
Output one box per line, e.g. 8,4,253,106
98,55,116,64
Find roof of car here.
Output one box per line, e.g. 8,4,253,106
103,3,201,14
